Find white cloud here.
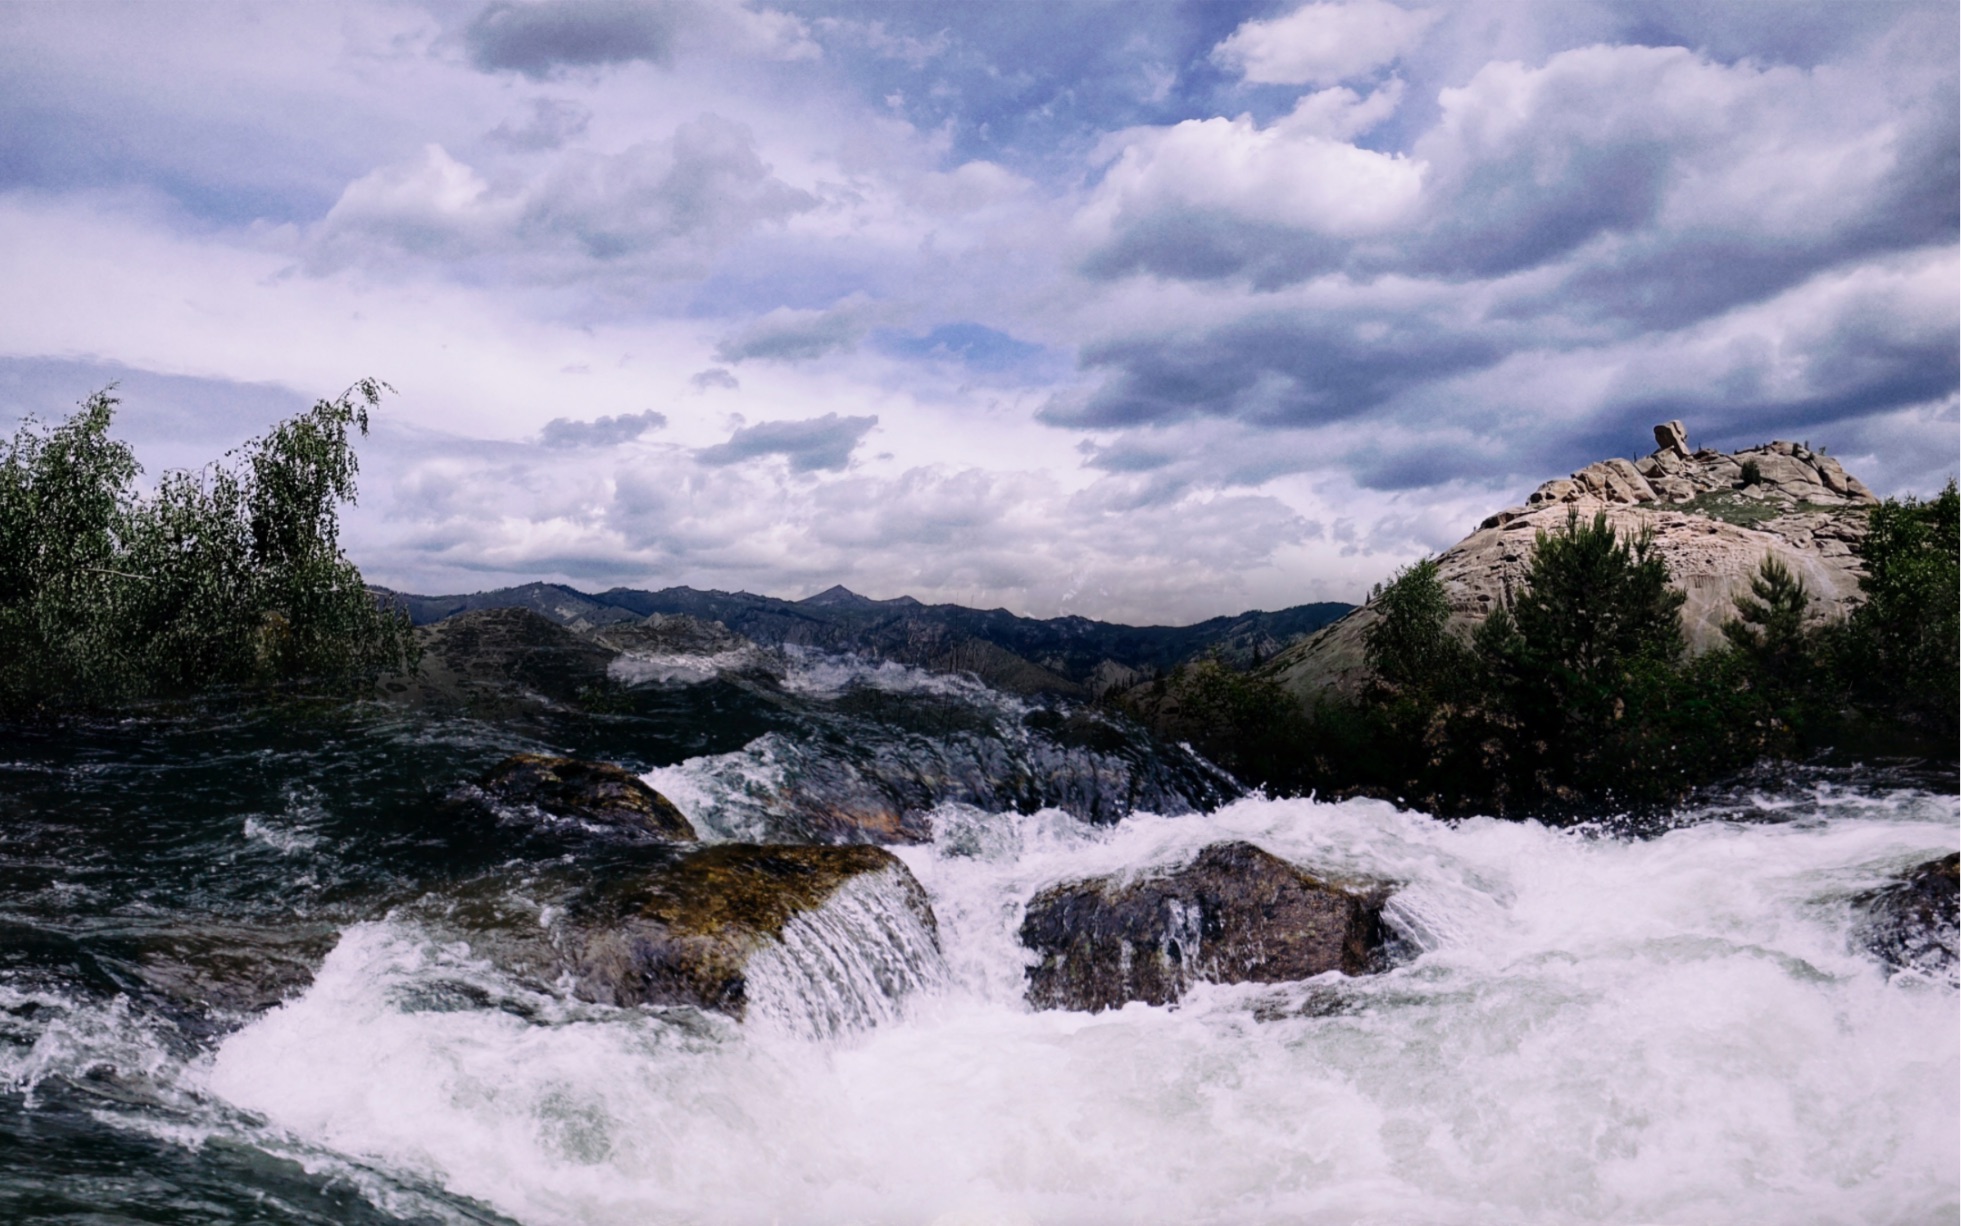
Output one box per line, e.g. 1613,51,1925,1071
1213,1,1436,87
1074,98,1424,283
312,115,816,279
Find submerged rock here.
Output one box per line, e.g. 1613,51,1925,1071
563,843,939,1018
1019,841,1393,1013
464,753,695,841
1859,852,1958,980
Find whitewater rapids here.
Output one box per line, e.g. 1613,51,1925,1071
190,785,1957,1226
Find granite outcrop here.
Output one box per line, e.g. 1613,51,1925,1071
1264,423,1881,706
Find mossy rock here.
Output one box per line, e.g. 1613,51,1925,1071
565,843,937,1016
1020,841,1393,1013
468,752,695,840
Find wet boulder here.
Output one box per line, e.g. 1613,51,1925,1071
1859,852,1958,980
466,753,696,840
1020,841,1392,1013
562,843,939,1018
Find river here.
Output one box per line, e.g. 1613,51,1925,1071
1,654,1954,1224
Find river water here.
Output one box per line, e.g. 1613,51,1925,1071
1,656,1954,1224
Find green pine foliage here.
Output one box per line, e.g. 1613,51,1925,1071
0,382,417,712
1843,480,1958,739
1211,494,1958,821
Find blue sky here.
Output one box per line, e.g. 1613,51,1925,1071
1,0,1954,621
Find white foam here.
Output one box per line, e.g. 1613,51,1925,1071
606,650,763,687
641,734,792,842
779,647,1019,706
745,867,949,1040
201,789,1960,1225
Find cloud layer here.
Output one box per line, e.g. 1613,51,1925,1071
0,0,1951,619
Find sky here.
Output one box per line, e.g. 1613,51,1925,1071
0,0,1954,623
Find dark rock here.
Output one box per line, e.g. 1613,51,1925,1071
1019,841,1393,1012
1859,852,1958,980
387,607,617,714
562,843,938,1017
468,753,695,840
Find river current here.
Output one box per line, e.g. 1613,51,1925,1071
1,653,1954,1225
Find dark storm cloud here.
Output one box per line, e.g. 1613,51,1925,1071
540,407,667,447
696,413,878,472
1047,311,1502,430
466,0,680,79
1055,12,1958,500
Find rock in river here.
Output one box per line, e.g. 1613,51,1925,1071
1020,841,1393,1012
567,844,940,1023
1859,852,1958,981
466,753,696,840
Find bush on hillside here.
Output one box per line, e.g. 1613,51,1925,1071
0,382,416,712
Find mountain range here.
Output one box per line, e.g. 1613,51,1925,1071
374,582,1354,699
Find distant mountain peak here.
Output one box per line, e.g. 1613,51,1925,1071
798,585,922,610
800,584,867,607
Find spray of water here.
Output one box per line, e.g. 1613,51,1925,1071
169,783,1960,1225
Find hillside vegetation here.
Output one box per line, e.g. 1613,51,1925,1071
1135,490,1958,819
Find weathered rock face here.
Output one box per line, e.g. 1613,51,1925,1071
1859,852,1958,981
464,753,695,841
1264,425,1878,705
564,843,940,1017
1019,841,1392,1012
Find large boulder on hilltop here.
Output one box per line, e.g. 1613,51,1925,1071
458,753,695,841
1020,841,1393,1012
1264,426,1879,706
1858,852,1958,981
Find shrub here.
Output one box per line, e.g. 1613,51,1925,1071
0,382,416,712
1137,658,1312,790
1363,557,1474,698
1844,480,1959,737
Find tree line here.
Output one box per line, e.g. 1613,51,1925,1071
1139,490,1959,820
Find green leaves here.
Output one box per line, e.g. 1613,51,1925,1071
1844,480,1959,737
1363,557,1474,696
0,382,416,712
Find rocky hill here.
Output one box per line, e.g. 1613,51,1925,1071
1264,421,1881,706
375,582,1352,700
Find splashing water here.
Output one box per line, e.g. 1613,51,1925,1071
0,705,1954,1224
180,788,1959,1225
745,868,949,1041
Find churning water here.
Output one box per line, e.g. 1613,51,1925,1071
0,662,1954,1225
